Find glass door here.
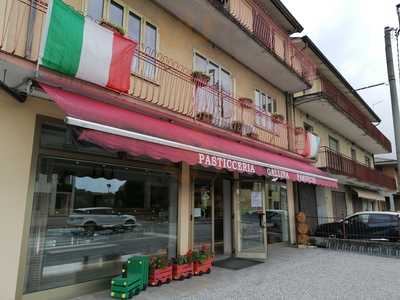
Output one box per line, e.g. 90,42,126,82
192,178,213,250
235,180,267,259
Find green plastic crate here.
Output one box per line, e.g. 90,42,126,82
127,256,149,289
111,275,142,299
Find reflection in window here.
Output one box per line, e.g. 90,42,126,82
128,12,141,72
143,22,157,79
24,158,178,293
87,0,104,21
109,0,123,27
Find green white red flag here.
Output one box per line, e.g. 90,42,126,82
39,0,137,93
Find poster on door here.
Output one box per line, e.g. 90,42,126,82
251,192,262,208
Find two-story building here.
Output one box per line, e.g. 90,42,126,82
292,36,396,227
0,1,389,300
375,157,400,211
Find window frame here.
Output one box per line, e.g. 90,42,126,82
328,136,339,152
193,50,234,96
254,89,276,115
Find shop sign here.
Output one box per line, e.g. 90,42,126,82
198,153,256,173
296,174,317,184
266,167,289,179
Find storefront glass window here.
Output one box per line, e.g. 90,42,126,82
266,180,289,243
24,136,178,293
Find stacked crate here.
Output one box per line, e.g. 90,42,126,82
110,256,149,299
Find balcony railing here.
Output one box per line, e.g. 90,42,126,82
224,0,316,85
317,146,396,190
320,77,391,152
1,0,308,153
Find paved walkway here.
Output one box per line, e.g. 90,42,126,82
72,245,400,300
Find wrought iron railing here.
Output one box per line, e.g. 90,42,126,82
0,0,310,152
224,0,316,85
317,147,396,190
320,77,391,152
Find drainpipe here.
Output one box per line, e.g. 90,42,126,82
25,0,37,59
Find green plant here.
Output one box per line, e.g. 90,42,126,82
100,19,126,35
173,250,193,265
193,245,213,264
149,255,170,272
192,71,210,84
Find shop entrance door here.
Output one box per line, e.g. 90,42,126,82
192,177,231,255
235,180,267,260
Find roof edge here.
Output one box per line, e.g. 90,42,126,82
301,36,381,123
270,0,304,33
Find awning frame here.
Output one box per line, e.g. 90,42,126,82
66,116,337,184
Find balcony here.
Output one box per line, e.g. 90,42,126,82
317,147,396,190
0,0,308,155
152,0,316,93
295,76,391,154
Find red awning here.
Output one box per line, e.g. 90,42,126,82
40,83,338,188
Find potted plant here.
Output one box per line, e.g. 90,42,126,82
231,120,243,133
100,19,126,35
193,245,213,275
196,111,213,124
271,113,285,124
148,255,173,286
192,71,210,87
172,250,193,280
238,97,253,108
295,127,305,135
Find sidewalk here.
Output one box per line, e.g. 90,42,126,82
72,245,400,300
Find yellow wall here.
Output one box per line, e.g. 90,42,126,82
0,91,64,300
122,0,286,117
295,108,374,167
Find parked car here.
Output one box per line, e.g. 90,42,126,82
314,211,400,242
67,207,136,231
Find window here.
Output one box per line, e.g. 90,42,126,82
369,214,398,227
365,156,371,168
329,136,339,152
255,90,276,130
143,22,157,78
304,122,313,133
87,0,104,21
109,0,124,27
193,52,233,127
24,123,178,293
351,148,357,161
128,12,141,71
348,214,369,225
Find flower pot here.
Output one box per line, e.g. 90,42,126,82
295,127,305,135
196,112,213,124
193,258,213,275
272,114,284,124
172,263,193,280
100,20,125,36
231,121,243,133
238,97,253,109
149,265,173,286
247,131,259,139
192,72,210,87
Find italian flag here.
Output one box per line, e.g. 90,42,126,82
39,0,137,93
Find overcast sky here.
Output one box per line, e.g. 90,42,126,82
281,0,400,159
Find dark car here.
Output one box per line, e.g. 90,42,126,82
314,212,400,242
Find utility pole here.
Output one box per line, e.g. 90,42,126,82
384,25,400,200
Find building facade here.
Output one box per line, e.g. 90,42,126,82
292,37,396,226
0,1,391,300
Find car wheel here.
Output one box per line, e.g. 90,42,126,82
124,220,135,230
84,221,97,233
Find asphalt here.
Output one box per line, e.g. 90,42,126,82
71,245,400,300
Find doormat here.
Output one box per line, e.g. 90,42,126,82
213,257,263,270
